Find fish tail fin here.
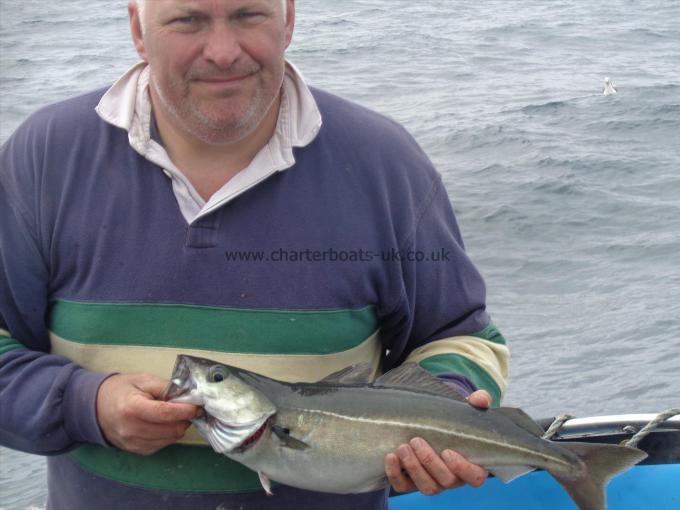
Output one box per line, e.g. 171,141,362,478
552,442,647,510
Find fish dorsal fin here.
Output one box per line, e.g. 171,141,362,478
373,363,467,402
318,363,374,385
496,407,545,437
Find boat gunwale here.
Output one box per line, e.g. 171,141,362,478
537,413,680,439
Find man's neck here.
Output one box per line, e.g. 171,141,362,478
150,89,282,202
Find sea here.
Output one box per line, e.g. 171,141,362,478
1,0,679,508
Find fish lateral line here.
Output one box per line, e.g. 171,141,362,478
282,406,573,471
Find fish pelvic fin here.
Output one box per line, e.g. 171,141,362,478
552,442,647,510
258,471,273,496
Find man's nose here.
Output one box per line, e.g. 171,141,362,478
202,23,242,69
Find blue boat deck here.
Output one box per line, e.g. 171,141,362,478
389,464,680,509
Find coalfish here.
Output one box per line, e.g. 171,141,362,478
163,355,646,509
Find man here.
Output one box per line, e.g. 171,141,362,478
0,1,509,508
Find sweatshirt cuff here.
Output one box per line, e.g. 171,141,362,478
62,369,114,446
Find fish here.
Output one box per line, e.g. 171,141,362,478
163,355,647,510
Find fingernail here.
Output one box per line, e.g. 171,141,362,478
410,438,424,449
442,450,457,462
397,445,410,460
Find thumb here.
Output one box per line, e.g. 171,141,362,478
131,374,174,400
467,390,492,409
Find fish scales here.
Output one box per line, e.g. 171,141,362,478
255,384,579,486
164,355,648,510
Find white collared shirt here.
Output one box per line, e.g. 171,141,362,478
95,61,322,224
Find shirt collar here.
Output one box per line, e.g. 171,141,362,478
95,60,321,155
94,61,322,223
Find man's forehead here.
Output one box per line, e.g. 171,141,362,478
159,0,279,9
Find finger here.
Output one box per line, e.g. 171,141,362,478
467,390,492,409
129,394,199,424
142,420,193,441
131,374,174,398
124,436,180,456
441,450,488,488
117,419,193,443
107,420,190,454
397,444,442,496
384,453,417,493
409,438,458,489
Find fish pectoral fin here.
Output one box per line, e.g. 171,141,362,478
488,465,536,483
258,471,273,496
272,425,310,450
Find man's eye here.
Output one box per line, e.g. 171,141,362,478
168,15,206,31
174,16,199,24
235,11,265,22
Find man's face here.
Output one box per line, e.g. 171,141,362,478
131,0,294,145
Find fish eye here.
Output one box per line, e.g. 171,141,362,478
209,365,229,383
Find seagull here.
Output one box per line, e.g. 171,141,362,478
603,77,617,96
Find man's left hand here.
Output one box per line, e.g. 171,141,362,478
384,389,491,496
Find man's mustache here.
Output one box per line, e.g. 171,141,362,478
187,65,260,82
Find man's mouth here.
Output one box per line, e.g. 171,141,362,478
197,76,248,83
193,71,256,85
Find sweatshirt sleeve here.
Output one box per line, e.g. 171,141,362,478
0,123,110,454
381,176,509,407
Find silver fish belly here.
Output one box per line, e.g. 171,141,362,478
164,355,647,510
228,384,580,494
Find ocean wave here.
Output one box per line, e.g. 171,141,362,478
620,27,674,39
481,204,528,223
520,100,573,114
444,124,535,151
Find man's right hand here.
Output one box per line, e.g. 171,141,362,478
96,373,200,456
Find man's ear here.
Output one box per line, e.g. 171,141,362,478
284,0,296,49
128,0,148,61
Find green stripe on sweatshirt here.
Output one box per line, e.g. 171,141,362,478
0,334,26,356
49,299,378,354
69,444,262,492
469,322,507,345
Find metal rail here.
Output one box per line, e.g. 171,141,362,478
540,412,680,440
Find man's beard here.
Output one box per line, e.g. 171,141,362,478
151,68,281,146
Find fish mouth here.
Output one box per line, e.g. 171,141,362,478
162,355,197,402
162,378,183,401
